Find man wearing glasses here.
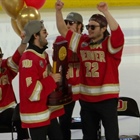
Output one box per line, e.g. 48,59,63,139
53,12,84,140
55,0,124,140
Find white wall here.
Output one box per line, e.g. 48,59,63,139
0,7,140,136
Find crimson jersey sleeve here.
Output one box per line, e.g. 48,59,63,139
110,26,124,48
3,49,22,80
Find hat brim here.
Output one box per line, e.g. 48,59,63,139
65,18,74,22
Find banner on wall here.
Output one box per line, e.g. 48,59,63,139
38,0,140,9
0,0,140,11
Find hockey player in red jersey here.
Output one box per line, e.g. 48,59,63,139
0,40,29,139
55,1,124,140
19,20,61,140
54,12,84,140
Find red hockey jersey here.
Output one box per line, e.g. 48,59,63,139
0,50,21,113
65,26,124,102
19,49,57,128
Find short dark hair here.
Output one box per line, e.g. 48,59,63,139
77,21,84,33
89,14,107,27
89,14,110,38
29,31,40,44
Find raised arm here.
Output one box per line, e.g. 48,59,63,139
97,2,118,31
17,31,27,55
55,0,68,37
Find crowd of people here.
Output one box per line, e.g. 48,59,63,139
0,0,124,140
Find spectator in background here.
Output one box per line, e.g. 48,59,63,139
55,0,124,140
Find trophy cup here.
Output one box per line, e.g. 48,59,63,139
47,40,72,106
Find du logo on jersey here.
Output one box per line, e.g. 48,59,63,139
117,99,127,111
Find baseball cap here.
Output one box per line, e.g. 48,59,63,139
89,14,110,37
22,20,44,44
65,12,83,23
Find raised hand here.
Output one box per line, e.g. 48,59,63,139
55,0,64,11
97,2,108,13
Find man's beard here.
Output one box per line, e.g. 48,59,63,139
39,38,48,47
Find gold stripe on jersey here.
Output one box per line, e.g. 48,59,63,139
20,109,50,123
80,84,120,95
0,101,16,113
25,49,46,59
108,37,123,54
26,77,32,87
70,32,81,52
29,81,43,101
7,57,18,73
72,85,80,94
49,105,63,113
